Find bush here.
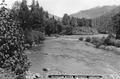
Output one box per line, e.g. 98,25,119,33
24,30,45,46
61,25,73,35
104,46,116,51
114,40,120,47
0,7,30,77
83,34,120,49
90,37,105,48
104,36,116,46
79,37,84,41
92,34,120,48
85,37,91,42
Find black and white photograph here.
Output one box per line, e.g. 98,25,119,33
0,0,120,79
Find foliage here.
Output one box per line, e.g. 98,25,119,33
11,0,98,40
77,18,92,27
85,37,91,42
84,34,120,48
60,25,73,35
70,17,78,27
92,6,120,34
18,0,30,30
0,7,30,78
79,37,84,41
112,11,120,39
11,0,48,46
104,34,120,47
61,14,97,35
92,15,113,34
72,27,98,35
29,0,45,31
24,30,45,46
62,14,71,25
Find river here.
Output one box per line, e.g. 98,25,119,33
26,35,120,78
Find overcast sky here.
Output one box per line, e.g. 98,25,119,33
2,0,120,17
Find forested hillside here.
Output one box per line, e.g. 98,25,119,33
92,6,120,33
71,6,117,19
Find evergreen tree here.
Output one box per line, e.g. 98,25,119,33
70,17,78,27
62,14,70,25
11,1,21,22
112,12,120,39
18,0,29,30
29,0,45,31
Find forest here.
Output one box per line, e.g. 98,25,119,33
11,0,98,45
1,0,120,79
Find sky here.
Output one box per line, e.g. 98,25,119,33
2,0,120,17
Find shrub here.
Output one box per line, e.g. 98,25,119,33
0,7,30,77
24,30,45,46
105,46,116,51
96,34,120,47
104,36,116,46
85,37,91,42
114,40,120,47
90,37,105,48
79,37,84,41
91,37,101,44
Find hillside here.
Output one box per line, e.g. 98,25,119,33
92,6,120,33
71,6,117,19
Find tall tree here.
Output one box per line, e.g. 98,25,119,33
18,0,29,30
62,14,70,25
29,0,45,31
11,1,21,20
70,17,78,27
112,12,120,39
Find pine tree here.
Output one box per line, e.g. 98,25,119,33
19,0,29,30
62,14,70,25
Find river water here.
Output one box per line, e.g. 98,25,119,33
27,35,120,78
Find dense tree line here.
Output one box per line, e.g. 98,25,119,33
91,7,120,34
92,14,113,34
62,14,97,35
11,0,64,37
11,0,96,39
92,6,120,39
10,0,99,43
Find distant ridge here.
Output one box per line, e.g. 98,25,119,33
70,5,117,19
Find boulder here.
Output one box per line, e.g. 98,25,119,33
99,45,106,49
26,71,41,79
104,46,116,51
